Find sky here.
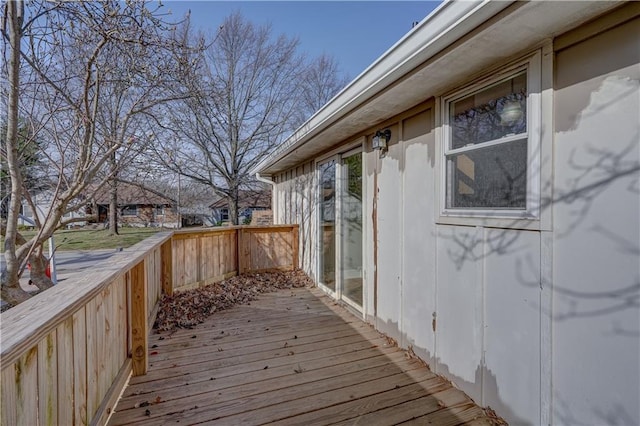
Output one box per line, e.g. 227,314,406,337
161,1,441,80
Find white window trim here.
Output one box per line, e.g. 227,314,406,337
437,50,545,229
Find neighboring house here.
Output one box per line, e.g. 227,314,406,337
179,205,217,227
87,182,180,228
18,191,86,228
253,2,639,426
210,190,271,225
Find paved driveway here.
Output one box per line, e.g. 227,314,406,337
1,249,119,309
53,249,119,282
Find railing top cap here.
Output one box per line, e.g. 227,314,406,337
0,224,299,367
0,231,173,367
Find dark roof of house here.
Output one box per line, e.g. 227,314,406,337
210,190,271,210
90,182,175,205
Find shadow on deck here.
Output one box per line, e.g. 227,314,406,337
109,287,495,425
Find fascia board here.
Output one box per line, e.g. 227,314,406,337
251,0,513,176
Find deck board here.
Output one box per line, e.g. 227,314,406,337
108,287,496,426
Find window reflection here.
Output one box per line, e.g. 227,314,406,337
319,160,336,290
446,71,529,209
450,72,527,149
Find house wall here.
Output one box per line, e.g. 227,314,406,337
274,160,317,279
552,14,639,426
119,205,179,228
19,197,86,228
271,6,639,425
364,101,543,424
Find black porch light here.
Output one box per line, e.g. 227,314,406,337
372,129,391,151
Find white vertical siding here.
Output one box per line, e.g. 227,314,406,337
433,227,544,424
401,110,437,365
435,225,484,398
375,125,403,341
364,148,377,323
483,228,541,424
274,160,317,279
553,17,640,426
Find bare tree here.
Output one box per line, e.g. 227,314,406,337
1,1,193,306
93,32,196,235
157,12,302,224
1,0,29,304
293,53,350,128
155,13,348,225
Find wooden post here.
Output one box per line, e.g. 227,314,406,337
237,227,248,274
129,261,148,376
291,226,299,270
196,234,203,283
161,240,173,296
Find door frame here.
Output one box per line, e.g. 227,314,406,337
337,147,364,312
315,143,366,314
316,156,339,299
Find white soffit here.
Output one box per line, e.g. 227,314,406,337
254,0,622,176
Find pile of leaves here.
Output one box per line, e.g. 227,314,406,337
154,269,315,332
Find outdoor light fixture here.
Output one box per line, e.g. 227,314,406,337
372,129,391,151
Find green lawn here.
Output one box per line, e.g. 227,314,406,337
15,227,163,251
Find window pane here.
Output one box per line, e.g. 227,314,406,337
448,139,527,209
320,162,336,222
122,205,138,216
450,72,527,149
319,161,336,290
341,153,362,307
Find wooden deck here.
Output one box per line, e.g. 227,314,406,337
108,287,495,426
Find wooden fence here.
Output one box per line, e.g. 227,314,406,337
0,225,299,426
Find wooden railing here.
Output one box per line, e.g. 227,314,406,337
0,225,299,426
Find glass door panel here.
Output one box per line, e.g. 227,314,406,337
340,152,363,308
319,160,336,291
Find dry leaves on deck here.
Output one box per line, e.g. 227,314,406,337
154,269,315,332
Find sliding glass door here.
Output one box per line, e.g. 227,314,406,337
317,150,363,310
340,151,363,308
319,160,336,292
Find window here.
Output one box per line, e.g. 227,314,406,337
442,54,540,219
220,208,229,221
155,205,165,216
121,205,138,216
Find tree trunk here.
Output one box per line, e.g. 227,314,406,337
1,0,31,306
109,153,119,235
15,232,52,291
229,186,239,225
109,179,119,235
27,246,54,292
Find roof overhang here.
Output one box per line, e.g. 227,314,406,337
253,0,623,176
